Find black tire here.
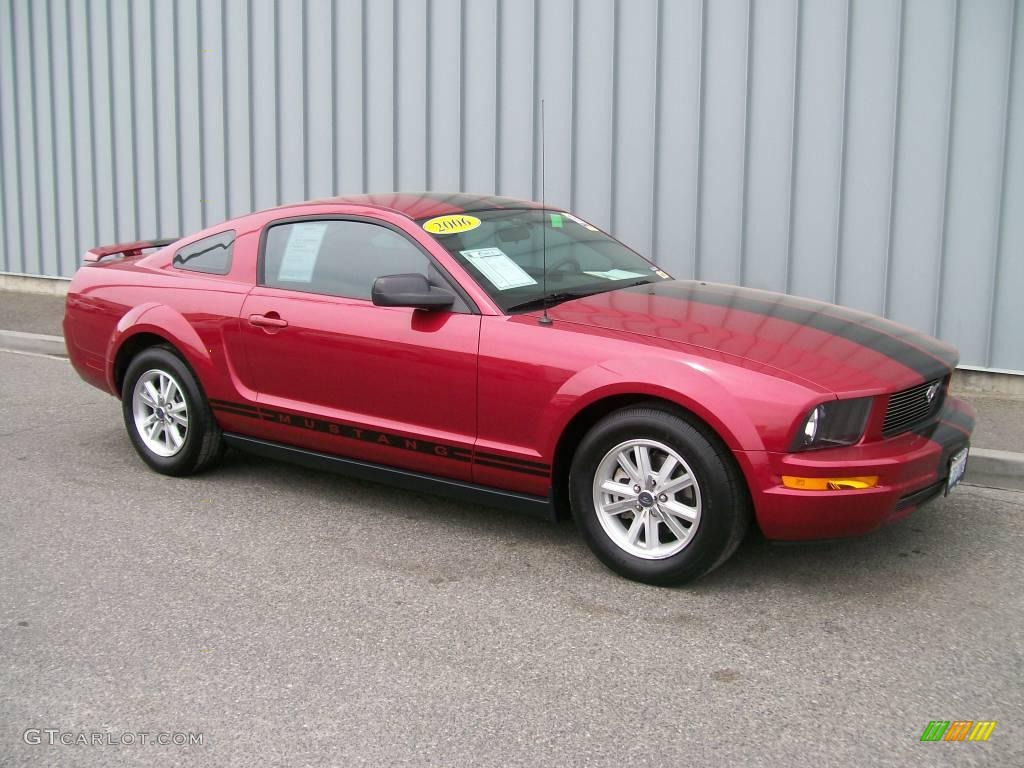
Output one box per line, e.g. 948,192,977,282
121,345,224,476
569,404,750,586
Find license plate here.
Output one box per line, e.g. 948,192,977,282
946,447,969,495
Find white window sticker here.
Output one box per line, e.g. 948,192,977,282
460,247,537,290
277,222,328,283
583,269,648,281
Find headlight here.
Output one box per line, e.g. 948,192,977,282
792,397,872,451
803,406,821,443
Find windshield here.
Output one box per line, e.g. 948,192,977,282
419,209,672,313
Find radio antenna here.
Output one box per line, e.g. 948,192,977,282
538,99,553,326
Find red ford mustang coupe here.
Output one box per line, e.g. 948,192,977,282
64,192,974,585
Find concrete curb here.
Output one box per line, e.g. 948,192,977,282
0,329,68,358
0,272,70,296
963,448,1024,492
952,368,1024,397
0,327,1020,490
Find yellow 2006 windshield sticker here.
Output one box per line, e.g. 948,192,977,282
422,214,481,235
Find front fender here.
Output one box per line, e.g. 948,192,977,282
540,356,769,457
105,303,215,395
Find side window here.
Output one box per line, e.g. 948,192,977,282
172,230,235,275
262,220,433,301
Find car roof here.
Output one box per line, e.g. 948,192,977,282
303,192,547,220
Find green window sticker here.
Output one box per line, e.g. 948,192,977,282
549,213,563,228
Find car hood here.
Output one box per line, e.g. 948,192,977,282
546,280,958,395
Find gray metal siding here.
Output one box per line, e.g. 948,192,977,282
0,0,1021,372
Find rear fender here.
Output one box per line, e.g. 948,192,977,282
105,303,215,396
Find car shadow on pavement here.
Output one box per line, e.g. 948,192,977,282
698,495,993,598
210,447,995,598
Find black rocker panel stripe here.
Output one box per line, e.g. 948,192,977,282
633,282,958,382
208,402,259,418
473,459,551,478
472,451,549,471
209,399,258,413
208,400,550,477
222,433,555,521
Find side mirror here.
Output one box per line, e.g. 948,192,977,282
371,273,455,311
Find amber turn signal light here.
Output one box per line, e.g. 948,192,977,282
781,476,879,491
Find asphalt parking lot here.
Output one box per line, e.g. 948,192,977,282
1,349,1022,767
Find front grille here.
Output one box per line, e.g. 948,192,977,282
882,378,945,437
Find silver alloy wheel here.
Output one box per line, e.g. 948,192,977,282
591,439,702,560
132,368,189,457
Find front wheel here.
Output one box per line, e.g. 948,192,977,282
121,346,224,476
569,405,750,586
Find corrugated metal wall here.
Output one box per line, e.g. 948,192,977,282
0,0,1021,371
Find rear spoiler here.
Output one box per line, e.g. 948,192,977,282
83,238,178,263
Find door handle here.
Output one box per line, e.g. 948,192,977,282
248,312,289,329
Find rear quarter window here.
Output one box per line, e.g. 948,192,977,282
172,231,235,275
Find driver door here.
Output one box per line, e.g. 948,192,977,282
238,216,480,481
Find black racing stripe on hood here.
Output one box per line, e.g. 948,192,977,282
634,281,958,382
914,418,971,475
941,405,976,434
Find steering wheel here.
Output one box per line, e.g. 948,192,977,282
547,255,583,274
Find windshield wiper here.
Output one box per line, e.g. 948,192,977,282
505,279,655,314
505,291,588,314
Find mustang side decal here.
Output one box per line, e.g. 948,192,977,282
208,399,550,477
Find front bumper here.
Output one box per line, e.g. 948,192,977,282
738,396,975,540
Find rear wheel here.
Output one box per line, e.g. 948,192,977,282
570,405,749,585
121,346,224,476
